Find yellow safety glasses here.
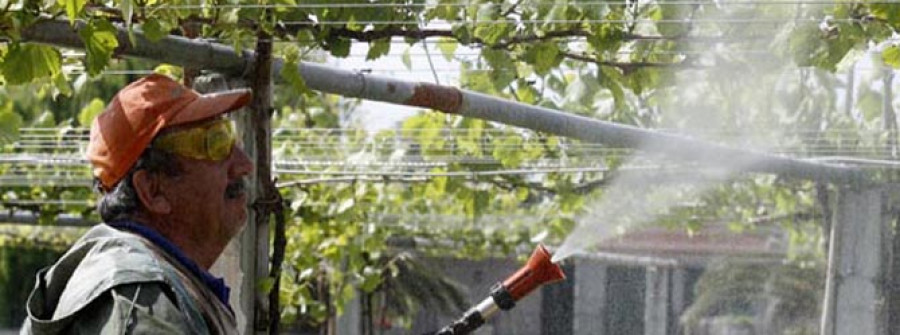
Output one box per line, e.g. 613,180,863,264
153,118,238,161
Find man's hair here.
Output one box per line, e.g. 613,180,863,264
94,148,182,222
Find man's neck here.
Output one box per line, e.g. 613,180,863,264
131,215,221,269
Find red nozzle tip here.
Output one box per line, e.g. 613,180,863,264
501,244,567,301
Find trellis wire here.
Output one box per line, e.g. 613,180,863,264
141,1,893,9
275,18,860,25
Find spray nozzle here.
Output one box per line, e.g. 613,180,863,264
431,244,566,335
501,244,566,301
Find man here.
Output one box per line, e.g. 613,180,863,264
22,74,254,334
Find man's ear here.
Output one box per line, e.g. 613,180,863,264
132,170,172,214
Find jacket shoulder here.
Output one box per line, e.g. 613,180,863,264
22,282,201,335
37,224,170,319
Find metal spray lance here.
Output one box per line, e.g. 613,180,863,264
429,244,567,335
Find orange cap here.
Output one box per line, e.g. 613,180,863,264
86,74,252,190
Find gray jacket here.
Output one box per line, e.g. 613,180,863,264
21,224,237,334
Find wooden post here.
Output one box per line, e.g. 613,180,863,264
247,29,276,334
572,258,606,335
670,268,687,335
821,186,887,335
644,266,668,335
886,190,900,335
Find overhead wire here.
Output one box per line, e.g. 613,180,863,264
142,1,894,9
275,18,857,25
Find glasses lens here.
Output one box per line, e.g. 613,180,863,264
154,119,236,161
205,120,236,161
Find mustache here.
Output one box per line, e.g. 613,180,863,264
225,179,247,199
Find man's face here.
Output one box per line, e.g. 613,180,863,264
156,118,254,247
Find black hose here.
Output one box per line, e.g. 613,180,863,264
431,309,485,335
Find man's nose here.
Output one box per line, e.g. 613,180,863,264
229,146,254,177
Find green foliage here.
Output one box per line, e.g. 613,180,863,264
77,98,105,127
883,45,900,68
1,43,61,85
279,45,309,94
78,19,119,77
0,102,23,144
61,0,86,26
141,19,171,42
0,244,62,327
0,224,83,327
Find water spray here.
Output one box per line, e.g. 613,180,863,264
430,244,566,335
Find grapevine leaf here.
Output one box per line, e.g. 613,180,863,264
437,38,458,62
280,45,310,94
1,43,61,85
78,98,105,127
141,17,169,42
78,19,119,77
883,45,900,68
401,47,412,70
120,0,134,27
530,42,560,76
328,37,351,58
31,112,56,127
0,103,23,144
366,39,390,60
52,72,72,97
60,0,86,26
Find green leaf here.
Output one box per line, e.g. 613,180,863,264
883,45,900,68
78,98,105,127
280,45,310,93
588,23,625,52
0,104,23,144
492,135,524,167
153,64,183,78
565,76,589,105
461,69,492,92
60,0,86,26
52,73,72,97
120,0,134,27
1,43,61,85
335,198,355,214
401,47,412,70
481,49,516,89
366,39,390,60
481,48,512,70
656,4,691,37
544,4,567,27
437,38,458,62
598,66,625,110
258,277,275,294
871,4,900,29
530,43,560,76
328,37,351,58
78,19,119,77
141,18,169,42
451,24,472,45
31,111,56,127
856,88,882,122
516,83,539,104
430,2,460,21
474,22,511,45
